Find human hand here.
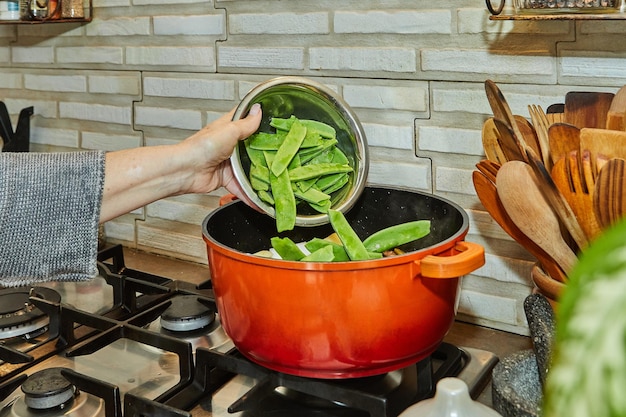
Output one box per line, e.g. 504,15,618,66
178,103,262,204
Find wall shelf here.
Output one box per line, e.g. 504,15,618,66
0,0,92,24
490,12,626,20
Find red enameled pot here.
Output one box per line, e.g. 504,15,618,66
202,187,484,379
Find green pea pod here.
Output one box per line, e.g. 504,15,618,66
328,209,369,261
321,173,349,195
363,220,431,253
248,132,286,150
301,245,335,262
271,120,307,177
332,147,349,165
305,238,349,261
258,189,274,205
244,141,268,167
270,237,305,261
271,117,336,139
270,169,296,232
293,187,330,205
308,199,331,214
289,163,353,182
297,139,338,164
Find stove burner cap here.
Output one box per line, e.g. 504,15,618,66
0,286,61,339
21,368,75,410
160,295,216,332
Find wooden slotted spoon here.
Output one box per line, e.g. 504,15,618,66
551,150,602,241
482,118,507,164
496,161,578,275
606,85,626,131
579,128,626,174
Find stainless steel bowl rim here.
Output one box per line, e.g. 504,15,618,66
230,76,369,227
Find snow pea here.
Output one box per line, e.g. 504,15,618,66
288,163,353,182
293,186,330,205
270,120,307,177
304,238,350,261
271,237,305,261
301,245,335,262
270,169,296,232
248,131,286,150
363,220,431,253
271,116,336,139
328,209,369,261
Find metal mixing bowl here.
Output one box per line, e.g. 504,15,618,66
231,76,369,227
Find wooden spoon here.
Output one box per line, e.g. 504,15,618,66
564,91,614,129
606,85,626,131
496,161,578,275
515,115,543,161
548,123,580,167
493,118,526,162
472,170,568,282
482,118,507,164
525,147,589,252
594,158,626,229
528,104,552,168
485,80,528,151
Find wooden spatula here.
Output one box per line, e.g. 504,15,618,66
548,123,580,166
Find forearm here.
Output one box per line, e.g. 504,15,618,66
100,144,189,222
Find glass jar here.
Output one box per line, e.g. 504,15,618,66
514,0,622,13
61,0,83,18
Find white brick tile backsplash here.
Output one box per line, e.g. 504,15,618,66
24,74,87,93
7,98,57,118
559,53,626,80
135,106,202,130
82,131,142,151
367,158,431,191
57,47,124,64
229,12,329,35
458,289,518,326
30,127,79,148
218,46,305,70
310,47,416,73
334,10,452,34
60,102,132,125
363,122,413,150
422,49,556,77
435,166,475,195
0,71,22,89
11,47,54,64
86,17,151,37
153,14,225,36
343,84,428,112
418,126,483,156
0,47,9,65
88,74,141,95
143,77,235,100
126,46,215,68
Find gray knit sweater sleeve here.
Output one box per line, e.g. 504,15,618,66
0,151,105,287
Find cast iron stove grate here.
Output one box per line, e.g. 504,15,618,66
179,343,466,417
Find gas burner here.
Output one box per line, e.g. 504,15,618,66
0,287,60,340
21,368,75,410
160,295,216,332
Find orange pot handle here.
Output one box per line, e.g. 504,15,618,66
418,241,485,279
219,194,238,206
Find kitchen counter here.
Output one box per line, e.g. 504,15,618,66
120,247,533,407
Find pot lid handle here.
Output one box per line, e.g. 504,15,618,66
418,242,485,279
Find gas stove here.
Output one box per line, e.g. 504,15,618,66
0,244,498,417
